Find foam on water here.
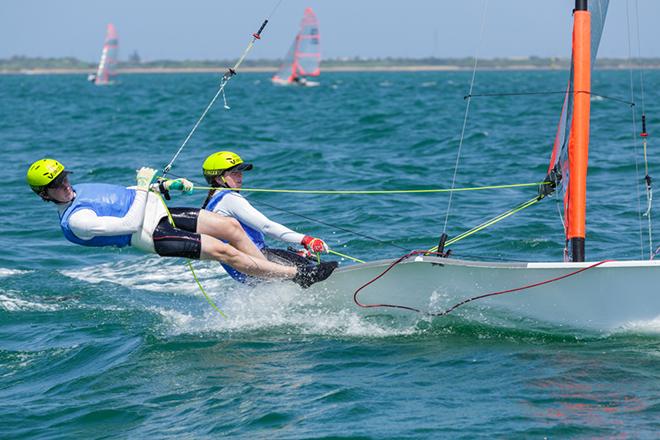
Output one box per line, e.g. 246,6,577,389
0,291,60,312
0,268,31,278
61,255,230,296
59,256,420,337
150,280,419,338
183,307,417,338
615,316,660,334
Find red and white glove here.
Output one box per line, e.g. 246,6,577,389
295,248,313,258
301,235,329,253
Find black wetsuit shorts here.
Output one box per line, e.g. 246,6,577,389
152,208,202,259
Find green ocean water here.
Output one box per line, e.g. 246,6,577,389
1,70,659,438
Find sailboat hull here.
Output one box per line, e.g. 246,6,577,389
271,77,319,87
314,256,660,330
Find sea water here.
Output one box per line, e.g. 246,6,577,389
1,71,659,438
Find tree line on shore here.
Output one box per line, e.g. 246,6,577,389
2,55,660,71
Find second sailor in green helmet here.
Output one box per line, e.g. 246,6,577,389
201,150,332,284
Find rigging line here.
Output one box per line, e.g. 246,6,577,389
246,197,410,252
634,0,653,255
445,197,540,247
328,249,365,264
187,261,228,319
428,195,541,252
187,181,548,194
626,0,646,259
554,192,566,233
442,0,489,235
267,0,285,19
465,90,635,107
154,191,227,317
634,0,646,115
161,3,281,177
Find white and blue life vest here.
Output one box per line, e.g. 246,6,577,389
205,190,266,283
59,183,136,248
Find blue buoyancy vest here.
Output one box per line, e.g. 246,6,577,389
205,190,266,283
59,183,136,247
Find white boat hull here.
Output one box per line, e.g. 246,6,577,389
271,77,319,87
314,256,660,330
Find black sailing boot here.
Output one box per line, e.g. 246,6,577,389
292,261,338,288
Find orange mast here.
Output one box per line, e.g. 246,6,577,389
567,0,591,262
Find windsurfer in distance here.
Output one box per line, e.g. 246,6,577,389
26,158,337,288
199,151,331,283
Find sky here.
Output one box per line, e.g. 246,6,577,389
1,0,659,62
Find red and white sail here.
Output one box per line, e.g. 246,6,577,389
545,0,609,261
272,8,321,85
94,23,119,85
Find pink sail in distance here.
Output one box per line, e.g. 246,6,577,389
272,8,321,86
93,24,119,85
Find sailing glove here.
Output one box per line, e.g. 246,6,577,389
165,178,194,194
136,167,157,191
301,235,329,253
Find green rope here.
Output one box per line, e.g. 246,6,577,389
186,181,548,195
157,178,542,267
428,195,542,252
329,249,366,264
186,261,227,319
154,190,227,318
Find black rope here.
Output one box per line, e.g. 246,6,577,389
465,90,635,106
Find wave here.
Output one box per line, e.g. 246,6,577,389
0,291,60,312
614,316,660,335
0,268,32,278
61,256,229,296
58,256,420,337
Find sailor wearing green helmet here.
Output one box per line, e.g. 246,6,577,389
201,151,331,283
26,158,336,288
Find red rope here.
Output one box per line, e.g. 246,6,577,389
353,251,613,316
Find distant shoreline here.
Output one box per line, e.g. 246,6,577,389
4,64,660,75
2,66,464,75
4,55,660,75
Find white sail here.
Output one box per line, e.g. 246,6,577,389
272,8,321,86
92,24,118,85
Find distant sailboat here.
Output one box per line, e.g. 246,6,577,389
88,24,118,85
272,8,321,87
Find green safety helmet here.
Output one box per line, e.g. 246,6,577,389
202,151,253,184
26,158,70,197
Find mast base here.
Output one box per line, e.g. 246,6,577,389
571,238,585,262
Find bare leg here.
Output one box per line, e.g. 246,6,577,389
196,210,267,261
200,235,296,279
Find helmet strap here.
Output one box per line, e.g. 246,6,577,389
211,174,230,189
37,188,54,203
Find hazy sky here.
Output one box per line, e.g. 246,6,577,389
1,0,658,62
